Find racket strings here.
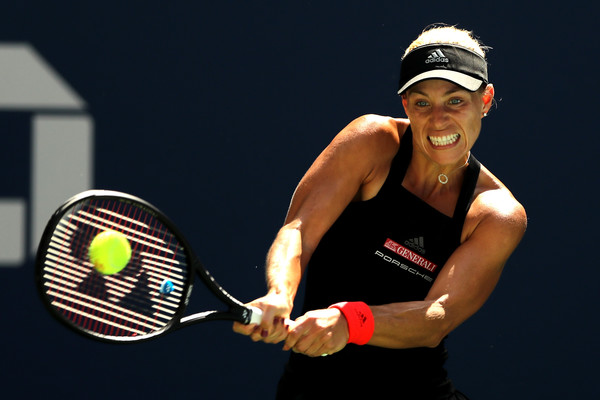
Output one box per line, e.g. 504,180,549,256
40,198,191,339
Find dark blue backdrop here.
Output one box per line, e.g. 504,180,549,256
2,1,598,398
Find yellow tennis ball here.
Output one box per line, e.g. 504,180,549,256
88,230,131,275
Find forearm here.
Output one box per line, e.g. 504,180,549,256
265,222,305,309
368,296,452,349
284,298,452,357
232,223,305,340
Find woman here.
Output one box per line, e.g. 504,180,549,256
234,25,527,399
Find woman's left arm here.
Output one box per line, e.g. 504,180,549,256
369,188,527,349
284,188,527,357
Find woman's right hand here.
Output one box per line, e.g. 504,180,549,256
232,290,293,344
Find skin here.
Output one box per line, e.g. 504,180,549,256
233,79,527,358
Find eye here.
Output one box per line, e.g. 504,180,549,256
448,98,463,105
416,100,429,107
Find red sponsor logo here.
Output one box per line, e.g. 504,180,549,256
383,238,438,272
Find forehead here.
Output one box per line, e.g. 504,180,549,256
406,79,468,96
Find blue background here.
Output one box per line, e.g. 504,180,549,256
2,1,598,398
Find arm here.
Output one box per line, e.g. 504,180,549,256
285,186,527,356
232,115,403,342
369,189,527,348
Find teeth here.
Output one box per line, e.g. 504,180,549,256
429,133,460,146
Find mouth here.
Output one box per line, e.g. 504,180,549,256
428,133,460,147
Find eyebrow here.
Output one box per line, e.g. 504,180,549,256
408,87,467,97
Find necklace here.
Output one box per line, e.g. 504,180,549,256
437,153,471,185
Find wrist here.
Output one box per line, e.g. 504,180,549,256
266,288,294,311
328,301,374,345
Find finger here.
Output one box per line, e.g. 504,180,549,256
248,324,270,342
232,321,257,336
292,332,327,356
248,316,292,343
258,317,281,343
282,321,305,351
285,322,325,354
262,317,291,343
257,306,289,333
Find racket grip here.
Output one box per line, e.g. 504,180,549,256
246,306,292,327
247,306,263,325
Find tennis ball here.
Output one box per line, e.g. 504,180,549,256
88,230,132,275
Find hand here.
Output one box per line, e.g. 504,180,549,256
283,307,349,357
232,291,292,344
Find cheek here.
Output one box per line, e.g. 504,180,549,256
465,121,482,144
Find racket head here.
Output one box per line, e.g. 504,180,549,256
35,190,197,343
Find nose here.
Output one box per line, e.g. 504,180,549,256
430,105,449,128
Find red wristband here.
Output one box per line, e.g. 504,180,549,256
328,301,374,345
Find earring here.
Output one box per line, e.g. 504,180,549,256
482,112,488,117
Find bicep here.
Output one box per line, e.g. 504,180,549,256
283,148,367,263
425,202,527,331
284,117,401,258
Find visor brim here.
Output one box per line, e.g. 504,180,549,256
398,70,484,95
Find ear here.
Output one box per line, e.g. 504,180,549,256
482,84,494,114
401,94,409,115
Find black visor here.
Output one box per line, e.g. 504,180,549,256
398,44,488,94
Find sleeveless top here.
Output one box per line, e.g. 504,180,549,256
278,126,481,399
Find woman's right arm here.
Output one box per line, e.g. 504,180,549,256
232,115,405,342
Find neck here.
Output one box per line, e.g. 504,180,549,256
437,152,470,185
404,152,470,196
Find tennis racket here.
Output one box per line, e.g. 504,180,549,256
35,189,266,343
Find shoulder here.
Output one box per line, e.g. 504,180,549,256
342,114,409,140
463,164,527,246
310,115,409,202
335,115,409,200
330,115,408,157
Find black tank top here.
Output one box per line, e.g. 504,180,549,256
278,127,481,399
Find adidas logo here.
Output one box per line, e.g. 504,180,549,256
425,49,449,64
404,237,426,254
355,309,368,327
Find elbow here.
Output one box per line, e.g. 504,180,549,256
423,299,454,348
424,328,449,348
422,321,453,348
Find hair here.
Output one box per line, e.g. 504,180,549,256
403,25,489,59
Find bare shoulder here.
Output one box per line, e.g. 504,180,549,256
348,114,409,130
319,115,404,167
464,163,527,245
315,115,409,201
337,114,407,144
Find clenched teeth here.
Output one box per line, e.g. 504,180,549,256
428,133,460,146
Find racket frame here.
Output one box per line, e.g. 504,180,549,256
35,190,262,343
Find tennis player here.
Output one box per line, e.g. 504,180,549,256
234,25,527,399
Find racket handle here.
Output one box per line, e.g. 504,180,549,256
247,306,263,325
247,306,292,327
